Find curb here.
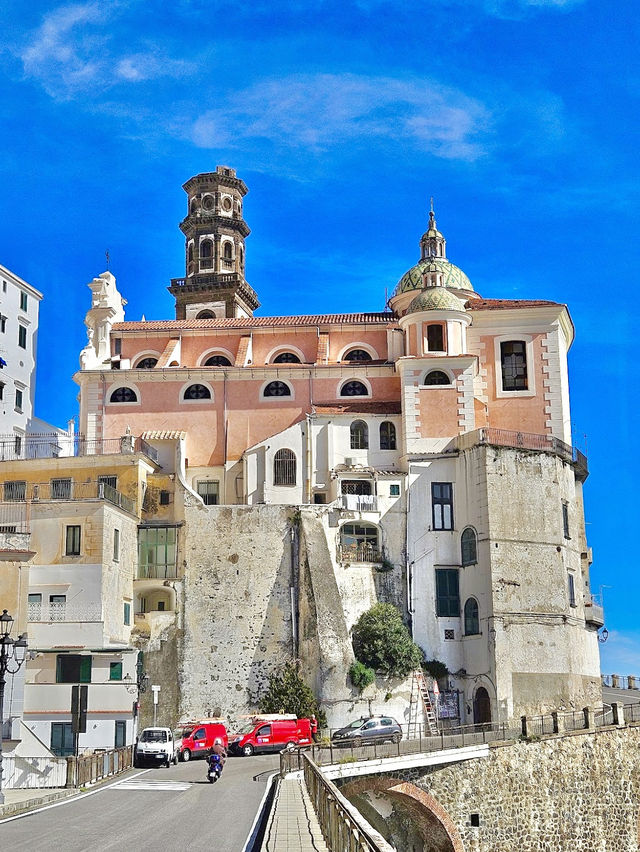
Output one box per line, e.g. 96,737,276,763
0,789,78,820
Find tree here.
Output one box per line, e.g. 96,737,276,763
259,661,326,726
351,603,423,677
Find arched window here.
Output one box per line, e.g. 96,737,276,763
110,387,137,403
424,370,451,386
188,244,193,262
379,421,396,450
184,384,211,400
344,349,372,362
461,527,477,566
339,522,380,562
200,240,213,270
239,246,244,268
340,381,368,397
223,241,233,260
427,324,444,351
273,352,301,364
196,310,215,319
264,381,291,397
189,198,198,214
350,420,368,450
205,354,231,367
464,598,480,636
136,358,157,369
273,449,296,486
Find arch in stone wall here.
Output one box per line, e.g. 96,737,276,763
340,775,465,852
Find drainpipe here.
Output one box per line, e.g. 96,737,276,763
290,525,299,658
223,371,228,503
305,414,313,504
406,468,414,626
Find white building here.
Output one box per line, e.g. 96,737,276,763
0,263,42,448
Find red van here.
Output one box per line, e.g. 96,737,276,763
174,720,228,762
230,715,312,756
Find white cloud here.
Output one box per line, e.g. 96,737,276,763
20,3,192,98
191,73,491,162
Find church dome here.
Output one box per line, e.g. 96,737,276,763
394,257,473,297
407,287,466,313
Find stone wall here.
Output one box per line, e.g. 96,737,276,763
179,502,296,723
340,725,640,852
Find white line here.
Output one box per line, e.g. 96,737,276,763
0,769,153,824
241,771,278,852
109,781,191,791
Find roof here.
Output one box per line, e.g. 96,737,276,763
394,258,474,297
141,430,187,440
313,401,402,415
466,298,563,310
113,313,397,332
407,287,466,313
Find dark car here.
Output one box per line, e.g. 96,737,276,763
331,716,402,746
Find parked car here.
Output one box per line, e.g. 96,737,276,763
331,716,402,746
174,720,228,762
229,715,313,756
134,727,178,767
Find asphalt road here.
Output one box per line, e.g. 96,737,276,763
0,753,279,852
603,687,640,706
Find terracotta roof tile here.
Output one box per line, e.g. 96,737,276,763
466,298,563,310
313,401,402,415
113,312,397,332
141,430,186,440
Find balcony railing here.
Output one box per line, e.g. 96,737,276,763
0,434,159,464
584,595,605,628
136,564,179,580
0,501,29,534
456,428,588,480
2,481,136,515
28,602,103,623
338,543,383,564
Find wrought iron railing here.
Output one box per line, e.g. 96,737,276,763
28,602,103,622
0,500,29,534
0,434,159,464
1,481,135,515
136,563,179,580
338,543,383,563
456,428,588,479
339,495,378,512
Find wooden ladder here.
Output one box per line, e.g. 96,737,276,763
411,670,439,736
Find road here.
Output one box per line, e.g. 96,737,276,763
0,753,279,852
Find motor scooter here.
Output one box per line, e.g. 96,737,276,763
207,752,223,783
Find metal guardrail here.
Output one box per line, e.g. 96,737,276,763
302,751,394,852
1,481,135,515
67,746,133,787
602,674,640,690
456,427,588,479
0,434,159,464
0,500,29,533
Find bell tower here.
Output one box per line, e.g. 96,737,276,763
168,166,260,320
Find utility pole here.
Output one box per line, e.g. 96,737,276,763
151,685,160,727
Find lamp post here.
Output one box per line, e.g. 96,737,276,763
0,609,28,805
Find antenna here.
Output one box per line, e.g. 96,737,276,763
105,250,110,270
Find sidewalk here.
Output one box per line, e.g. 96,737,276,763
261,774,328,851
0,787,77,819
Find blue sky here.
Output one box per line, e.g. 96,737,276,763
0,1,637,673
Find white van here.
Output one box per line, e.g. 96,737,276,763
134,727,178,767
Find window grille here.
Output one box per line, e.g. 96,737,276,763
273,352,301,363
110,387,137,403
340,381,368,396
264,381,291,397
51,478,72,499
205,355,231,367
274,449,296,486
424,370,451,386
344,349,372,362
136,357,157,369
3,480,26,501
184,384,211,400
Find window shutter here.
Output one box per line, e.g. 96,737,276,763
80,655,92,683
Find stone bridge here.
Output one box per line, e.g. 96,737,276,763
300,722,640,852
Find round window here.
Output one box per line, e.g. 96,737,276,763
222,197,232,211
202,195,214,210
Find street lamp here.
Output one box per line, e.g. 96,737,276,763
0,609,28,805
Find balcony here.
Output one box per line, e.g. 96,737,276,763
455,428,588,481
0,501,29,534
0,434,159,465
3,481,136,515
136,564,179,580
584,596,605,628
338,543,383,564
28,603,103,622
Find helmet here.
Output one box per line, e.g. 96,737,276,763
214,738,222,745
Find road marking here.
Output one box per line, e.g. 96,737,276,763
0,769,153,824
109,779,191,792
241,771,278,852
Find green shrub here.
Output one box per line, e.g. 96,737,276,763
422,658,449,683
351,603,423,678
349,660,376,691
259,661,326,727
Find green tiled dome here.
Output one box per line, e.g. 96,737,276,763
407,287,466,313
394,258,473,296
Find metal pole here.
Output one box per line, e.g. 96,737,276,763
0,666,6,805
